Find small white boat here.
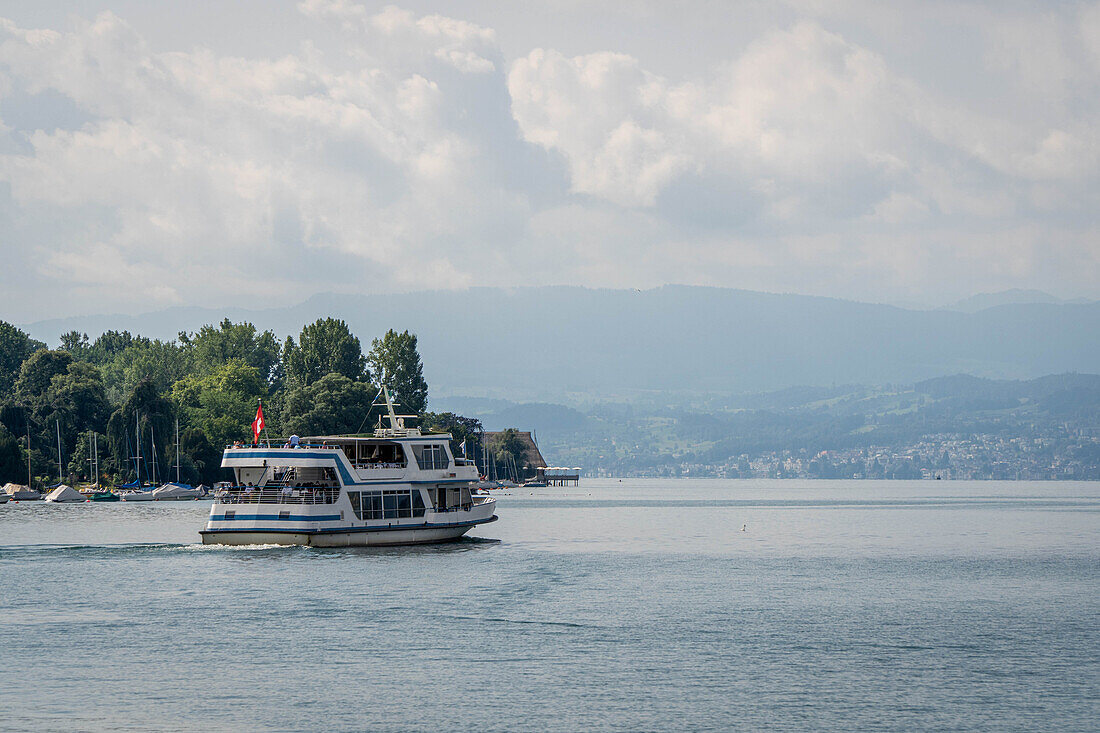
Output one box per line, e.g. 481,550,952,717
120,488,156,501
4,482,42,500
152,483,204,501
44,485,85,503
0,493,8,504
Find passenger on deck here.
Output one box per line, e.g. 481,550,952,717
289,434,300,448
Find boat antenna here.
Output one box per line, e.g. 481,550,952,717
354,386,386,435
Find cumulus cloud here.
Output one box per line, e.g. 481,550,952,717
0,7,527,317
0,1,1097,322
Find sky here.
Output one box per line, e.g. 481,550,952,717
1,0,1098,322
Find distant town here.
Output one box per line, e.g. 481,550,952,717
602,430,1099,481
481,374,1100,481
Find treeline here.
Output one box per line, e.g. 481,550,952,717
0,318,484,487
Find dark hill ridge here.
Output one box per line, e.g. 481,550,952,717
17,285,1100,401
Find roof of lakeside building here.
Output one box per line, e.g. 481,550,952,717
479,430,547,469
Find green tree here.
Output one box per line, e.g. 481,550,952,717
172,359,267,448
66,431,107,483
281,373,376,436
178,319,282,386
13,348,74,403
368,329,427,414
180,426,223,486
59,331,91,359
99,337,190,403
0,424,24,484
0,321,45,400
10,350,80,473
106,379,177,484
87,330,135,364
284,318,368,387
44,362,111,457
421,411,482,458
488,428,527,477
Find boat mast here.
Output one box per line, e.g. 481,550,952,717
87,431,94,486
56,420,63,484
175,418,180,483
26,422,32,488
94,431,99,487
134,412,143,486
150,426,157,485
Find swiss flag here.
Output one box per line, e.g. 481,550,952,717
252,402,265,443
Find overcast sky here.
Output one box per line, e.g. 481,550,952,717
2,0,1098,321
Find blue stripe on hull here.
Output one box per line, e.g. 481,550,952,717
201,515,497,536
211,514,342,522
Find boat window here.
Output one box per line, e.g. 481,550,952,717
347,441,407,469
396,492,412,518
412,443,450,470
352,489,424,521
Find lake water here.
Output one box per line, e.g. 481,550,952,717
2,479,1098,732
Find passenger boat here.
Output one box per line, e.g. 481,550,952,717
199,389,497,546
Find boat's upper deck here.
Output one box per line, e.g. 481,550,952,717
221,431,478,484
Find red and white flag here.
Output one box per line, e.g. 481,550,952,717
252,402,265,443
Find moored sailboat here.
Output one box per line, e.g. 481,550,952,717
120,414,155,501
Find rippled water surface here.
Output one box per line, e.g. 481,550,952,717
2,479,1098,732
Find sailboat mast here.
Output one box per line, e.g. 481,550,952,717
150,426,157,485
135,413,142,485
56,420,63,483
175,418,180,483
26,422,32,487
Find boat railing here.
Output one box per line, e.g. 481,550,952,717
224,443,342,450
215,486,340,505
434,502,474,513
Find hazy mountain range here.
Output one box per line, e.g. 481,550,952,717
942,289,1096,313
18,286,1100,404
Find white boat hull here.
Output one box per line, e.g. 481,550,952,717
200,518,494,547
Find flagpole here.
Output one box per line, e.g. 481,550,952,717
257,399,270,447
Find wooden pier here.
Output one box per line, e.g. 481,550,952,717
537,467,581,486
